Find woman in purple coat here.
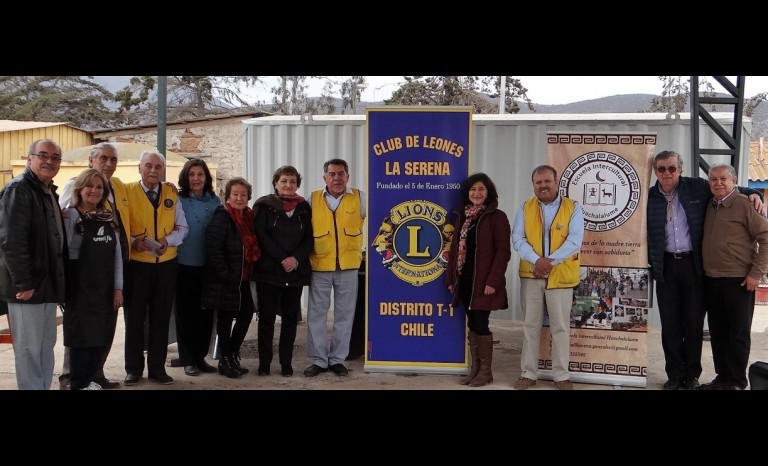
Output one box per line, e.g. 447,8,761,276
446,173,511,387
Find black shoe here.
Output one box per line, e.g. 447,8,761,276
233,352,249,375
197,359,217,373
124,373,141,386
700,376,729,390
169,358,184,368
345,353,363,361
662,379,682,390
303,364,328,377
257,365,271,376
148,373,174,385
683,378,701,390
330,363,349,376
184,365,200,376
281,365,293,377
92,377,121,389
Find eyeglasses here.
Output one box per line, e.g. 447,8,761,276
31,152,62,163
655,165,678,174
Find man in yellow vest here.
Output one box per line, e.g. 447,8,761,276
304,159,366,377
123,150,188,386
512,165,584,390
57,142,129,389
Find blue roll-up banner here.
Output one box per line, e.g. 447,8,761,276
364,107,472,374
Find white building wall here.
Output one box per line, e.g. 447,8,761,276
243,112,752,324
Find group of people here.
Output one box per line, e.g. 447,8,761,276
648,151,768,390
445,153,768,391
444,165,583,389
2,139,766,391
0,138,365,389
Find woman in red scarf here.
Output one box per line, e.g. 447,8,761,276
202,177,260,378
252,166,313,377
445,173,511,387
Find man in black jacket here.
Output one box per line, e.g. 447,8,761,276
0,139,67,390
647,150,764,390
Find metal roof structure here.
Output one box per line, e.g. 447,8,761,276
0,120,71,133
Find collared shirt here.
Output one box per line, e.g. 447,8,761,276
308,186,367,218
512,194,584,265
661,184,693,253
139,180,189,247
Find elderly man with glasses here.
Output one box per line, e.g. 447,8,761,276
0,139,67,390
647,150,765,391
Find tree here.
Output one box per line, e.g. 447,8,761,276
649,76,690,113
385,76,534,114
0,76,115,128
340,76,367,114
649,76,765,115
270,76,312,115
113,75,263,124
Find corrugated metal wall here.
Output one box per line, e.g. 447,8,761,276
242,112,752,324
1,125,93,188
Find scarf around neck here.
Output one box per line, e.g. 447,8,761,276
225,202,261,265
279,194,305,213
457,203,486,273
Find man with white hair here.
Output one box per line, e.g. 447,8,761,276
123,150,188,386
58,142,129,389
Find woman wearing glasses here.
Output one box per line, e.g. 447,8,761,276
646,150,764,391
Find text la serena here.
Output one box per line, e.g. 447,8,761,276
373,134,465,176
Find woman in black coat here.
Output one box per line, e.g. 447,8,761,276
445,173,511,388
252,166,313,377
202,177,260,378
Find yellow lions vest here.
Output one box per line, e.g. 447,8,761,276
310,188,364,271
108,177,131,258
126,182,178,263
518,196,580,288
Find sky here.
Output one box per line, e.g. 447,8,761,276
253,76,768,105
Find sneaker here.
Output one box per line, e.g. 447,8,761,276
330,363,349,376
80,381,103,390
554,380,574,390
303,364,328,377
513,376,537,390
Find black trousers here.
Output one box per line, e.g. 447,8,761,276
655,255,706,381
216,281,254,356
70,346,104,390
705,276,754,388
466,309,491,336
175,264,214,365
256,282,302,367
124,259,177,377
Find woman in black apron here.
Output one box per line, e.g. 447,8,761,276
63,169,123,390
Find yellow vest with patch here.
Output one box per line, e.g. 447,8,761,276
518,196,580,288
126,182,178,263
310,189,364,271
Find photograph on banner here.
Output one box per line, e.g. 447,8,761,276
365,107,471,373
541,132,655,387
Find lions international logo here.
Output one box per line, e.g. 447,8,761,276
371,200,453,286
560,151,640,231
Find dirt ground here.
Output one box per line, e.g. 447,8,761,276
2,304,768,391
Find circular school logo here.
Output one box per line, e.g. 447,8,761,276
370,200,452,286
560,151,640,231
